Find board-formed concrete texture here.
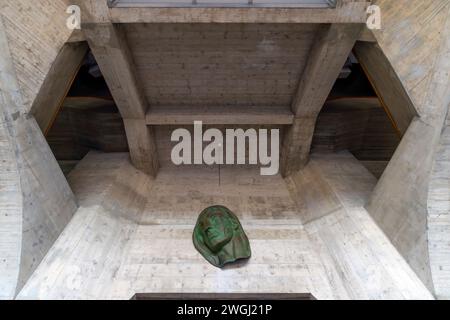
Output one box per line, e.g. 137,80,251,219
428,114,450,299
1,0,450,300
17,151,433,300
362,0,450,293
0,4,78,296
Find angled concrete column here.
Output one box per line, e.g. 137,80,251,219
31,42,89,135
281,23,363,177
0,16,77,296
366,0,450,293
83,22,159,177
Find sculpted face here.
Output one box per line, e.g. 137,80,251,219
200,211,234,253
193,206,251,268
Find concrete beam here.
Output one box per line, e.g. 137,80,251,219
83,22,159,177
146,106,294,125
123,119,159,176
280,23,363,177
108,4,370,24
71,0,371,24
104,0,370,23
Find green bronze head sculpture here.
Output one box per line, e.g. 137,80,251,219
193,206,251,268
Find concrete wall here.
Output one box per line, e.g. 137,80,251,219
0,1,78,297
365,0,450,293
428,111,450,299
311,98,400,162
0,0,73,111
47,99,129,161
0,118,22,300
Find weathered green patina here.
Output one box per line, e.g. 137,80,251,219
193,205,251,268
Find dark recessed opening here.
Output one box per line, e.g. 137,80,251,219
46,50,128,175
311,53,401,179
